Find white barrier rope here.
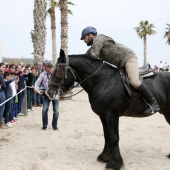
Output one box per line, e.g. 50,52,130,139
0,86,33,107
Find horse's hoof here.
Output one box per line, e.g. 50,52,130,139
106,161,120,170
105,159,124,170
166,153,170,158
97,153,110,163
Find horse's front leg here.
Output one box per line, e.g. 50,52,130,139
97,116,111,163
105,113,123,170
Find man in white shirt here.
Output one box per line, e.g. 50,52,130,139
158,61,163,72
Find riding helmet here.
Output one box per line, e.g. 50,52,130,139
80,26,97,40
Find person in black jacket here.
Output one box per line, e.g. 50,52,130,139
0,63,7,129
26,67,37,112
16,65,26,115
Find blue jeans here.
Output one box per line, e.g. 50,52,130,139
0,91,6,122
37,93,43,105
13,103,18,118
42,95,59,128
4,98,13,124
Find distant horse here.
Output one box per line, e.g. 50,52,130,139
47,49,170,170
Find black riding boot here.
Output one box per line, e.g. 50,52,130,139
138,83,160,115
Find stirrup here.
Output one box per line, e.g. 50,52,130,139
144,104,160,115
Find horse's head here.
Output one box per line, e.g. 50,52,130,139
46,49,76,100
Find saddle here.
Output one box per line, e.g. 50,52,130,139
120,64,156,97
139,65,156,79
119,65,156,115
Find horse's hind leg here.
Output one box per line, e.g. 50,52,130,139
163,111,170,159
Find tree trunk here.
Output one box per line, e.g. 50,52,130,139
143,35,147,66
60,0,68,56
49,8,57,65
31,0,47,64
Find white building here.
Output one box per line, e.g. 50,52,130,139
0,41,3,62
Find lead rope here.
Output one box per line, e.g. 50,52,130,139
60,88,84,99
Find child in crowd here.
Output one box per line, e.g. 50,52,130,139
8,64,16,73
3,72,18,127
10,72,19,121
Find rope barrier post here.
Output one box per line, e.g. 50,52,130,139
21,87,27,115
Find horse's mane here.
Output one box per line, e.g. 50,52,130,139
68,54,119,74
68,54,102,63
68,54,88,57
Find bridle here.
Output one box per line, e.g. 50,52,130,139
48,60,105,98
49,63,76,88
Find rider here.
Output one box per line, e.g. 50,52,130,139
80,26,160,115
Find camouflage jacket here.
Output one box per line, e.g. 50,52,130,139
86,34,135,68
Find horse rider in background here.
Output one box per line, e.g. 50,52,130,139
80,26,160,115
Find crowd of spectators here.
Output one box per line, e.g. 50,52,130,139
154,61,170,72
0,61,48,129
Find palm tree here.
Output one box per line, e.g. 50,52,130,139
164,24,170,45
134,20,156,65
31,0,47,64
47,0,74,65
59,0,74,56
47,0,59,65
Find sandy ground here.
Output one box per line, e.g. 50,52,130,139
0,88,170,170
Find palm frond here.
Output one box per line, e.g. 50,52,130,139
67,1,75,6
134,20,156,38
67,9,73,15
164,23,170,45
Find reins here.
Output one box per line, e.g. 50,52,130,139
75,62,105,86
61,62,105,98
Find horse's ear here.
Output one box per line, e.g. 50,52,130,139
60,49,65,58
58,49,66,63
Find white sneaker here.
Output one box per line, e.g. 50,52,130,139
30,109,34,111
27,109,31,112
6,122,13,128
10,120,16,125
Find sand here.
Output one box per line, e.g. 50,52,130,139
0,88,170,170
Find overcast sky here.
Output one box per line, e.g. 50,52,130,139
0,0,170,67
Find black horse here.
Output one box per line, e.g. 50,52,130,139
47,50,170,170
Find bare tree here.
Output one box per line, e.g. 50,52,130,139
31,0,47,64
